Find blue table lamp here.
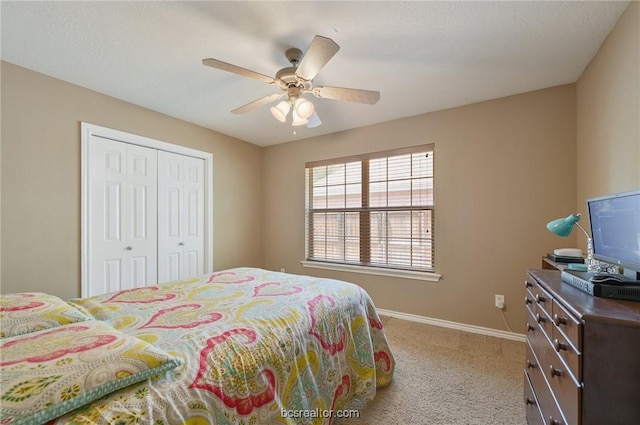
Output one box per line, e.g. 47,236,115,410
547,213,596,272
547,213,588,237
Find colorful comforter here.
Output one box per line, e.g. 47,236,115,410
55,267,395,424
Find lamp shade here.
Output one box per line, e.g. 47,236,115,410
306,111,322,128
293,98,314,119
291,109,309,126
270,101,290,123
546,213,582,237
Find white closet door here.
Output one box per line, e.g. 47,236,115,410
89,137,158,296
181,155,205,279
158,151,205,283
127,144,159,287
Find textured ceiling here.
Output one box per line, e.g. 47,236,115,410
0,1,629,146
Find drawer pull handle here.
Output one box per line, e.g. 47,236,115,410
553,314,568,326
549,365,563,378
536,313,546,324
526,323,536,332
554,339,568,352
525,296,533,305
525,280,532,288
535,294,546,303
526,360,536,369
549,417,563,425
525,397,536,405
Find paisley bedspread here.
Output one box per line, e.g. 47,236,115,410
54,267,395,424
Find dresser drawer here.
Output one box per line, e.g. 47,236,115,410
529,277,553,319
526,281,554,340
552,298,582,351
524,370,544,425
535,303,554,340
551,324,581,382
526,306,547,356
525,286,536,309
525,341,565,425
535,335,581,425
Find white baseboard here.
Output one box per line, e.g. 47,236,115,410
377,308,526,343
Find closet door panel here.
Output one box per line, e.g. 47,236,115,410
89,137,127,296
126,144,158,288
158,151,204,283
166,253,182,282
185,250,200,279
182,156,205,278
158,151,184,283
88,137,157,296
103,259,122,296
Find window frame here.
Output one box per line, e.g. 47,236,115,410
302,144,441,282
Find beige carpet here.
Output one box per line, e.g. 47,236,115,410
335,316,527,425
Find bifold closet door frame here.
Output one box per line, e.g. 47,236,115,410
81,122,214,298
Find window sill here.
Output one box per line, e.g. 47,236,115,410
300,261,442,282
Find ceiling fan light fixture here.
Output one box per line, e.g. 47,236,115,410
293,97,314,119
291,109,309,126
306,111,322,128
204,35,379,131
270,101,290,122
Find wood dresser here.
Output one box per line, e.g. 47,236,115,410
524,269,640,425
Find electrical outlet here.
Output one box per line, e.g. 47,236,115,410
495,294,505,310
280,268,285,273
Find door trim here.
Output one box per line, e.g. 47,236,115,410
81,122,214,297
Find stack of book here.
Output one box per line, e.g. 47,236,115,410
546,252,584,264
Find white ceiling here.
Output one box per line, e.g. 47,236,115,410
1,1,629,147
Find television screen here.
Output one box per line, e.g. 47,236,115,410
588,190,640,274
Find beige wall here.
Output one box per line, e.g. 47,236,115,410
262,84,577,332
260,1,638,334
1,2,635,334
0,62,263,299
576,1,639,223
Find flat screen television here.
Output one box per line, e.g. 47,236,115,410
587,189,640,280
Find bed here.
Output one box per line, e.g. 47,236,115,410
0,267,395,424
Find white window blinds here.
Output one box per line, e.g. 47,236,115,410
305,145,435,272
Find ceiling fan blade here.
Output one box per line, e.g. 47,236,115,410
312,86,380,105
231,93,283,114
295,35,340,81
202,58,275,85
307,111,322,128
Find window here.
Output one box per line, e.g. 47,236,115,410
305,145,435,274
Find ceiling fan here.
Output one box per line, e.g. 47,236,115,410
202,35,380,129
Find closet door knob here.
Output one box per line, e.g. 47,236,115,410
178,242,185,246
125,246,133,251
